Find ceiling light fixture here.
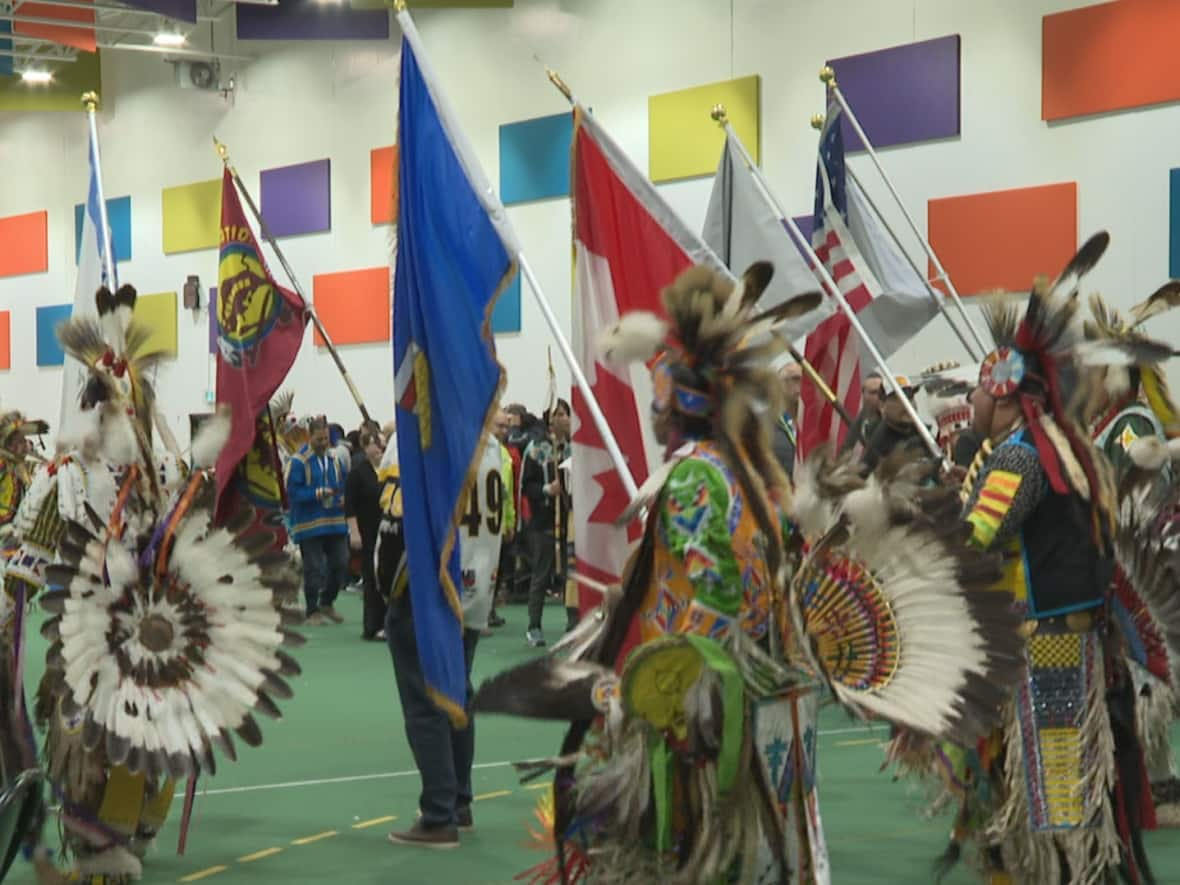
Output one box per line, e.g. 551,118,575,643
153,32,187,47
21,69,54,84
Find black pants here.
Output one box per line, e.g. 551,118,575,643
525,529,556,631
385,594,478,827
300,533,349,616
360,543,384,638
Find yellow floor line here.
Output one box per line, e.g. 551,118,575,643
524,783,550,791
835,738,881,747
179,866,228,882
291,830,339,846
352,814,398,829
473,789,512,801
238,847,283,863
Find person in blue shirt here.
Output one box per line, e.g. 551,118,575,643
286,416,349,625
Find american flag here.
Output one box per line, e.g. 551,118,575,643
797,102,886,460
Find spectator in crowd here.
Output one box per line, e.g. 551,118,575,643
287,417,350,625
840,371,884,457
862,377,931,473
771,361,802,478
486,408,517,631
521,399,571,647
347,428,387,641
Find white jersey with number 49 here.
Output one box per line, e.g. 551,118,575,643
458,434,506,630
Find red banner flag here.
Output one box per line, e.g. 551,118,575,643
214,169,308,526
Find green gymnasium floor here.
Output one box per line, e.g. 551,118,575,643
8,594,1180,884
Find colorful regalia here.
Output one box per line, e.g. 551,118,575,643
1081,287,1180,828
473,263,1025,884
906,233,1164,884
0,285,303,884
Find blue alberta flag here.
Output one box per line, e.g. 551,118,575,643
393,14,517,726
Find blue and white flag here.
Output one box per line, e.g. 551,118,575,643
392,9,518,725
61,133,118,432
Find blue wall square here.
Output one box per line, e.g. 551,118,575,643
499,112,572,205
1170,169,1180,279
492,271,521,334
0,22,12,78
74,195,132,265
36,304,72,366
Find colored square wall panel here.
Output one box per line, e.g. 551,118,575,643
370,145,399,225
162,179,221,254
0,312,10,371
0,211,49,278
1043,0,1180,122
236,0,390,40
826,35,960,152
0,49,101,113
134,292,178,357
500,112,572,205
649,75,760,183
0,22,12,78
36,304,72,367
260,159,331,238
1170,170,1180,280
14,0,97,52
492,272,521,334
74,195,132,264
927,182,1077,296
312,267,390,346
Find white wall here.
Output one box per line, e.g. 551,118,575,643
1,0,1173,450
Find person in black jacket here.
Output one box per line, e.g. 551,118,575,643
346,429,386,641
520,399,571,648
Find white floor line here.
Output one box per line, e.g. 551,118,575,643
176,724,879,800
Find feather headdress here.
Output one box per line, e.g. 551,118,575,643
1081,283,1180,438
977,232,1116,543
916,362,978,455
39,468,303,780
56,285,161,474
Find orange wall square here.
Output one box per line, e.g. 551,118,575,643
0,312,10,371
928,182,1077,296
370,145,399,225
13,0,97,52
0,210,49,277
313,266,391,346
1043,0,1180,121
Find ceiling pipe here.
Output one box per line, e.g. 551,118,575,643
97,40,253,60
0,11,168,36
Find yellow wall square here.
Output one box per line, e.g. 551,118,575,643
0,51,101,113
161,179,221,254
134,291,178,357
649,75,760,183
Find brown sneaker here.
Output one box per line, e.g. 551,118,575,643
320,605,344,624
305,612,329,626
387,821,459,849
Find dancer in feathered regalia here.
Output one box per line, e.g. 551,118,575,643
0,284,302,884
903,233,1163,884
1079,285,1180,828
472,262,1024,884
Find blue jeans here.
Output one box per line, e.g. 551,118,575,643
385,593,478,827
300,533,349,616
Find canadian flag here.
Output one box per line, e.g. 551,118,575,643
570,106,719,603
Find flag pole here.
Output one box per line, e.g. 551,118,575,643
711,106,946,467
819,66,989,358
212,137,374,427
809,114,982,361
81,92,116,289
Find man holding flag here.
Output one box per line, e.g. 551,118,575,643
385,5,517,848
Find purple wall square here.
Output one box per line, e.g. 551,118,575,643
260,159,331,238
237,0,389,40
826,35,960,152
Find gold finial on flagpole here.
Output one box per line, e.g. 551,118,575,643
819,65,836,86
810,114,825,130
710,103,728,125
81,91,99,112
212,135,229,165
391,0,406,11
546,66,573,102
